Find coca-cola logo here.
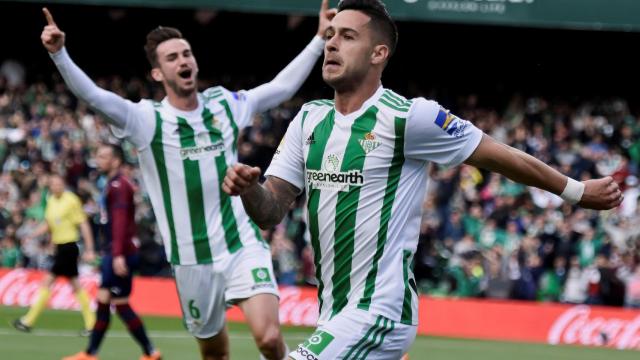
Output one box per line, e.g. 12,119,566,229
1,269,321,325
278,287,319,327
0,269,98,310
548,305,640,350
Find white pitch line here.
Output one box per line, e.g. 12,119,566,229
0,328,310,340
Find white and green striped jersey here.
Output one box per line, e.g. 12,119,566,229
266,86,483,325
49,37,325,265
113,86,266,265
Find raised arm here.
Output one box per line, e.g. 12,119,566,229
465,134,623,210
244,0,336,113
41,8,135,129
222,164,300,229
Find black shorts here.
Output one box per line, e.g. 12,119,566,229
100,254,139,298
51,242,79,278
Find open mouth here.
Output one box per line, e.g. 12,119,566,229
325,60,341,66
178,68,192,79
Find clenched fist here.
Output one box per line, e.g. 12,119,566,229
222,163,262,196
579,176,623,210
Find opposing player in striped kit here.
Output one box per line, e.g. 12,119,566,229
223,1,624,359
40,2,336,359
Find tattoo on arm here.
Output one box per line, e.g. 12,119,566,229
240,176,301,229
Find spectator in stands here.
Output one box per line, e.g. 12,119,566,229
0,234,22,267
537,256,566,302
595,253,625,307
625,264,640,308
484,246,512,299
441,209,465,243
561,256,588,304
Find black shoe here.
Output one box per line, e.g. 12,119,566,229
11,319,32,333
79,329,92,337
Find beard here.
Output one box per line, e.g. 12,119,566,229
166,78,196,97
323,65,367,94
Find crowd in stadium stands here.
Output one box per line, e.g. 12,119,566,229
1,64,640,308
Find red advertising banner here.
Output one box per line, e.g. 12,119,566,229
418,297,640,350
0,268,318,326
2,268,640,350
0,268,100,310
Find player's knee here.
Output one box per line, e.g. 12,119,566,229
196,328,230,360
198,340,229,360
256,326,282,353
96,289,111,303
111,296,130,305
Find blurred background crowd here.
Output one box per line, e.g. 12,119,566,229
1,66,639,308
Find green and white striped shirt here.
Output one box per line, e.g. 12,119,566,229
49,36,325,266
114,87,266,265
266,86,483,325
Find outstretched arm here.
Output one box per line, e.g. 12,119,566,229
41,8,135,129
222,164,300,229
465,134,623,210
245,0,336,114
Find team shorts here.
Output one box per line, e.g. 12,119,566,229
100,253,139,298
173,244,279,338
290,308,417,360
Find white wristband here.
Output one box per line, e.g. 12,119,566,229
560,177,585,205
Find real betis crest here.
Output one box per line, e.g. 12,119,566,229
210,114,220,129
359,132,381,154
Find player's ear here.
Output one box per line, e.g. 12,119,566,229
371,44,389,66
150,67,164,82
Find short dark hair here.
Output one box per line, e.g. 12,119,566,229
337,0,398,56
102,143,125,164
144,26,183,68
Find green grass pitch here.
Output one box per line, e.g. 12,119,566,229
0,306,637,360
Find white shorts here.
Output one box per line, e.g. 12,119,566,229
173,244,279,339
290,308,417,360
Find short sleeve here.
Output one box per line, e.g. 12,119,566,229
264,110,305,192
404,97,483,167
69,194,87,225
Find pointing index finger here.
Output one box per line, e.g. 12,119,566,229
43,8,56,26
321,0,329,12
